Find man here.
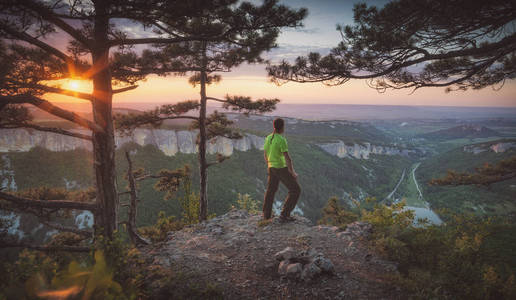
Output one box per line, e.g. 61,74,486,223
263,118,301,222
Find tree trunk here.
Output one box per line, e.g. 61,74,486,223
124,151,149,246
91,2,118,238
198,41,208,222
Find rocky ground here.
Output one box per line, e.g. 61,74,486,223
141,210,404,299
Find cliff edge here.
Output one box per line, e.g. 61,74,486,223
141,209,403,299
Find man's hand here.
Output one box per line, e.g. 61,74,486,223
283,152,297,179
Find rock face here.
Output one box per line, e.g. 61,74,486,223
142,209,402,299
0,129,91,152
318,140,413,159
0,128,265,156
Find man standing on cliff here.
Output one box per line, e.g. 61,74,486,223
263,118,301,222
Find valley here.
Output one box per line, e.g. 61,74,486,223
1,105,516,241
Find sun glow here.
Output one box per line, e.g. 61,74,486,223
61,78,92,94
69,80,80,91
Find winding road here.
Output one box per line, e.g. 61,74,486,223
385,168,405,201
412,162,424,200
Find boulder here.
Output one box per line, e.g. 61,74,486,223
275,247,297,261
286,263,303,279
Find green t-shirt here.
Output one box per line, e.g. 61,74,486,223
264,133,288,168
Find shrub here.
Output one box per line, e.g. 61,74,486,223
236,193,260,214
139,211,185,243
318,196,358,229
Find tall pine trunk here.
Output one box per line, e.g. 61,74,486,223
198,41,208,222
91,1,118,238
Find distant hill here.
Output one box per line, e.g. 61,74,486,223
421,124,501,140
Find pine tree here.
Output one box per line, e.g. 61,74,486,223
267,0,516,92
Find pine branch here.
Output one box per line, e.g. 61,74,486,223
40,220,93,237
114,100,200,134
113,85,138,94
0,22,75,64
1,95,104,133
34,84,95,101
17,0,92,48
0,123,92,141
207,96,279,114
108,36,205,47
0,191,97,212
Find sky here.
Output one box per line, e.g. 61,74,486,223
52,0,516,107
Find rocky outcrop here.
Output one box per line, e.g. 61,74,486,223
142,209,401,299
490,142,516,153
463,141,516,154
318,140,413,159
0,128,265,156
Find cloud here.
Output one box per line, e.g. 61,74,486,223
265,43,332,62
283,27,320,34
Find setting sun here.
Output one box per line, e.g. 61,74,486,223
68,80,80,91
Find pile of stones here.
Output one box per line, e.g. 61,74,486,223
275,247,335,281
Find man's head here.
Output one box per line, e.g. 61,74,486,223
273,118,285,133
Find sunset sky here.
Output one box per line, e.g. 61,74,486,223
52,0,516,107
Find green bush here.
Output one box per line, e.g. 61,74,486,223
177,179,200,225
317,196,358,229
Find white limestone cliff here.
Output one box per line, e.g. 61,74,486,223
0,128,265,157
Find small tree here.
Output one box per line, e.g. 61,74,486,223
121,150,189,245
116,0,306,221
268,0,516,92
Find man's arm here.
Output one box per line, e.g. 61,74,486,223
264,150,268,165
283,152,297,178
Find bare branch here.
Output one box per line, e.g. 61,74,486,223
113,85,138,94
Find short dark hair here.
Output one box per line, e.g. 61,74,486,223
273,118,284,131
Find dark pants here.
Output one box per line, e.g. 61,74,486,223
263,167,301,219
